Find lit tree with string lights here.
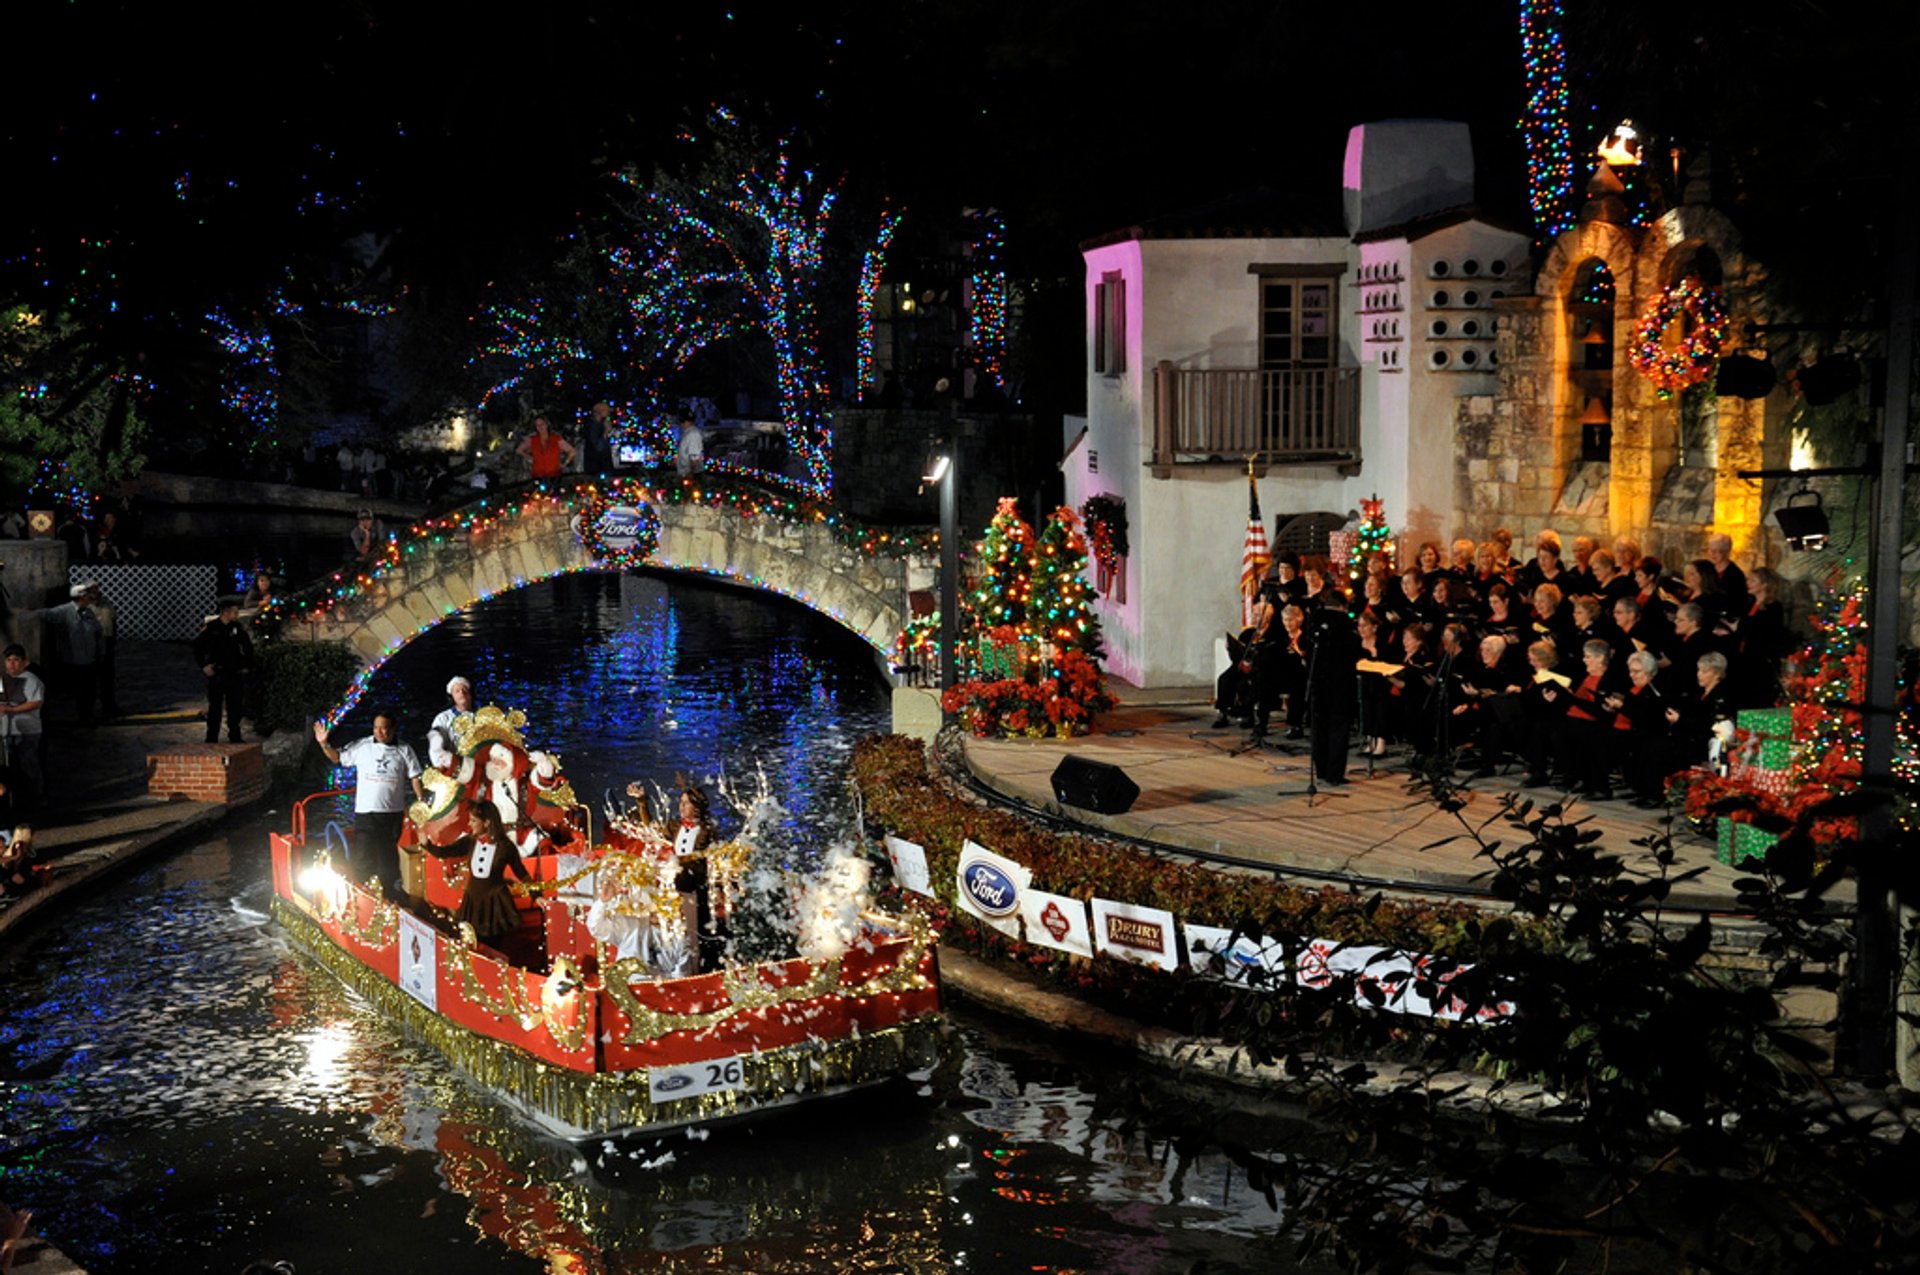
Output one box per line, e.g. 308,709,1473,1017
205,306,282,452
613,110,892,496
965,208,1008,392
1518,0,1577,240
467,291,600,412
855,207,901,400
1,305,146,505
1347,495,1395,592
1029,505,1102,659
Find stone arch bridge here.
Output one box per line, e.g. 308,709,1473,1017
287,479,932,675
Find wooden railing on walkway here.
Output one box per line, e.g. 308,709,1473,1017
1152,363,1361,475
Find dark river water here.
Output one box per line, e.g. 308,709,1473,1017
0,573,1292,1274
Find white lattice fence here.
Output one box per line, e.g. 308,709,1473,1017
72,565,220,639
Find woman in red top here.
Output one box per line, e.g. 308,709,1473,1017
516,415,577,480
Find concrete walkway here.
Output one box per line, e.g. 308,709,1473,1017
1,639,240,944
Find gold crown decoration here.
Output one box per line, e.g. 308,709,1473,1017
451,705,529,755
409,767,466,827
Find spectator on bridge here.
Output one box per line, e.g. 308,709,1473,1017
517,415,576,482
675,412,705,478
582,401,616,474
348,509,377,564
242,571,276,611
0,645,44,816
92,509,139,563
313,712,425,901
193,596,254,744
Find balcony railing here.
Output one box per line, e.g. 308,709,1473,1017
1151,362,1360,475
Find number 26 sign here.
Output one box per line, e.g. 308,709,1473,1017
649,1056,746,1104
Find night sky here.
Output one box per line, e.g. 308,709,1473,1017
4,1,1904,431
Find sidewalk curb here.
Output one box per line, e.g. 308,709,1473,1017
0,803,229,944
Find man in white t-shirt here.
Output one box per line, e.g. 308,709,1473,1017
314,712,424,900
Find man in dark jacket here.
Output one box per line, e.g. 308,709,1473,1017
193,596,255,744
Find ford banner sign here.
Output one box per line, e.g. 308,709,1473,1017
953,839,1030,938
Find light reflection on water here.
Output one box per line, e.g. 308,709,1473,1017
0,574,1290,1273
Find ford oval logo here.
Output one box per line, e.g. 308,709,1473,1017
655,1071,693,1092
597,507,646,544
961,861,1019,917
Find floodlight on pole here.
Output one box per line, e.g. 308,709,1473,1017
1774,486,1830,551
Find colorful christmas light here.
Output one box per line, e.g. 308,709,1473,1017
1518,0,1576,240
467,292,596,409
966,209,1008,391
1347,496,1395,593
855,207,900,397
204,307,280,448
1628,276,1728,398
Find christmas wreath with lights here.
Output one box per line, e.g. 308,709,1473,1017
1629,276,1729,398
575,491,661,569
1080,493,1129,567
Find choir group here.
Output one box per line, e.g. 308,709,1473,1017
1215,529,1790,806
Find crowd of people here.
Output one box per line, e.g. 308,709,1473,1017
1215,529,1793,806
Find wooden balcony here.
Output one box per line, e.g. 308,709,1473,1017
1151,362,1361,477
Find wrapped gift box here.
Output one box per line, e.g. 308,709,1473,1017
1737,707,1792,739
1715,818,1778,868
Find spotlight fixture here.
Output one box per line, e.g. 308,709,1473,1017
1775,486,1830,551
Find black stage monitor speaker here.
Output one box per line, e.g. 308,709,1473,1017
1050,756,1140,815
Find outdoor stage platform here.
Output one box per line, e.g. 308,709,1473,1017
952,692,1850,917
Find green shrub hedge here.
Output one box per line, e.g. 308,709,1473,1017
247,640,362,733
852,734,1528,1005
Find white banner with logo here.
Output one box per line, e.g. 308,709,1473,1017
955,839,1029,939
1020,889,1093,959
1182,922,1288,987
1090,898,1179,971
398,911,439,1011
1295,937,1511,1022
883,835,934,898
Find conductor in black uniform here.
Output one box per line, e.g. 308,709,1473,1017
1306,590,1359,785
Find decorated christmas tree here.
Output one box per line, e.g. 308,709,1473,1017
1347,495,1395,592
970,496,1035,630
1782,573,1868,792
940,496,1113,739
1029,506,1104,658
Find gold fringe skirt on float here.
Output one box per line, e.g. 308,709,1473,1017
271,895,944,1140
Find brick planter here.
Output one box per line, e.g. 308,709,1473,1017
147,743,267,806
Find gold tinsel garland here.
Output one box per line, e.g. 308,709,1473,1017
600,909,935,1043
272,895,942,1136
442,937,544,1034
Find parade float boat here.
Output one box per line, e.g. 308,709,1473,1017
269,706,942,1143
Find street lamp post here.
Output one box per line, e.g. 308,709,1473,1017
931,452,960,708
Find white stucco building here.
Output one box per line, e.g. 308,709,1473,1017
1065,121,1530,686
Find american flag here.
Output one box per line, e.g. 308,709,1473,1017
1239,466,1270,625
